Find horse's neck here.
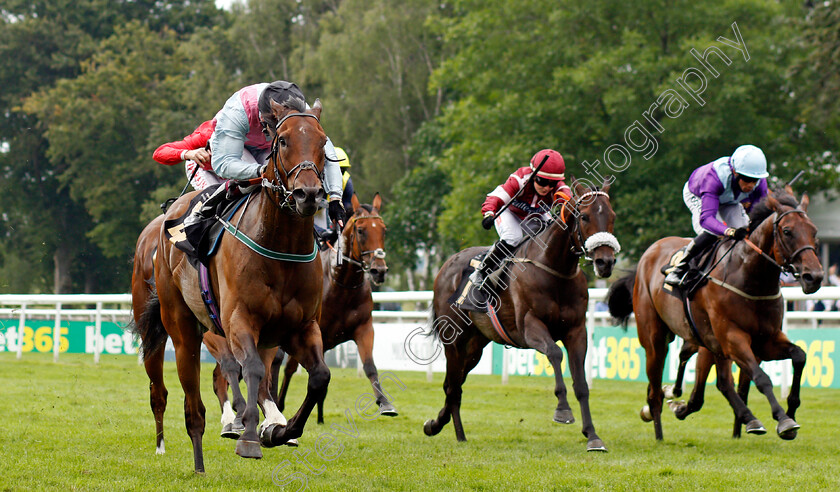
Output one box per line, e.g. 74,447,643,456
726,213,780,291
245,192,316,255
330,234,366,288
523,219,579,275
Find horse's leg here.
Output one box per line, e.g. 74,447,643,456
667,342,697,399
255,347,297,446
270,349,284,408
144,345,168,455
733,362,754,438
262,321,330,447
710,355,765,436
423,331,486,442
756,334,806,440
554,318,606,452
355,322,398,417
216,354,247,439
723,330,798,440
227,326,267,459
160,298,207,473
634,296,669,440
673,346,712,420
277,357,299,413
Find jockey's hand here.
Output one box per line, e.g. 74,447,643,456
725,227,749,241
328,200,346,229
184,148,212,169
481,214,495,230
733,226,749,241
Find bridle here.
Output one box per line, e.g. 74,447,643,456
746,208,816,279
554,190,621,261
261,112,325,211
339,214,387,274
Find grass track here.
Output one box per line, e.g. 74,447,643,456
1,352,839,491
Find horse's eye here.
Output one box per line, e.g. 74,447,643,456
278,137,287,147
783,228,793,237
580,213,590,222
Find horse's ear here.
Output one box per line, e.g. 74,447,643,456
572,177,586,197
372,192,382,212
351,193,361,214
269,98,288,119
784,184,794,196
602,176,611,195
310,98,322,120
799,193,810,212
767,193,781,211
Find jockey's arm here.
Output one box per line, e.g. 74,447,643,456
323,137,343,203
209,105,262,180
698,193,728,236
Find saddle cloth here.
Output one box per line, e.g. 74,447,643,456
163,186,249,269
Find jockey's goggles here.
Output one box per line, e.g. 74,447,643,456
534,176,559,187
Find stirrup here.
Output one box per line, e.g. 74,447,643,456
664,268,686,287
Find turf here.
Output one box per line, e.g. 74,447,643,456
1,352,838,491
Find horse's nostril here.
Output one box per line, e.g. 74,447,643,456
292,188,307,201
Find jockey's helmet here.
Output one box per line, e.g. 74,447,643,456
335,147,351,169
731,145,768,179
530,149,565,180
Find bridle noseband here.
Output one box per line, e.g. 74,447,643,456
555,190,621,260
261,112,325,211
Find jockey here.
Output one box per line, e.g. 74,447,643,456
664,144,769,286
470,149,572,290
184,81,345,228
314,146,355,245
152,119,221,191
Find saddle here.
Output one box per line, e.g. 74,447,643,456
163,185,249,269
660,239,726,299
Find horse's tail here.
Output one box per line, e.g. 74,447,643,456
129,292,168,360
606,268,637,329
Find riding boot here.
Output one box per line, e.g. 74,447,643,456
664,232,717,286
469,240,516,290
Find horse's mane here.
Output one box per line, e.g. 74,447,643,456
748,188,799,231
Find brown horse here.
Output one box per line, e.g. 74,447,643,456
424,179,619,452
131,218,293,456
274,193,393,423
135,99,331,473
606,188,822,441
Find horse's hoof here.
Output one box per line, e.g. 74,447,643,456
285,438,299,447
777,418,800,440
745,419,767,435
221,423,243,440
232,417,245,433
235,439,263,459
640,405,653,422
259,423,282,448
553,409,575,424
423,419,437,436
587,439,608,452
379,402,398,417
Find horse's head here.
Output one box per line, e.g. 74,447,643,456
763,189,823,293
567,178,620,278
263,98,327,216
343,193,388,285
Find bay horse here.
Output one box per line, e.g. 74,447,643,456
273,193,393,423
131,219,293,456
424,179,619,452
135,99,331,473
606,188,822,441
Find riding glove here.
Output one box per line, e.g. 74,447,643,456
481,214,495,230
725,227,749,241
328,200,346,228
